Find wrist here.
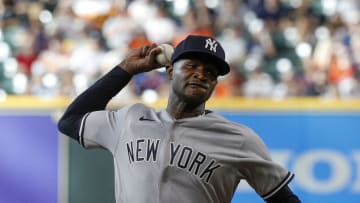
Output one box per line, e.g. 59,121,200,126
118,61,139,75
114,65,134,78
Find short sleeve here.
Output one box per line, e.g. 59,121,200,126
238,127,294,200
79,104,132,153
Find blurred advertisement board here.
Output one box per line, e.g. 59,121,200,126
0,115,59,203
225,111,360,203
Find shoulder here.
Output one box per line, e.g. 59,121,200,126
205,111,256,136
126,103,153,112
114,103,153,113
206,112,270,155
115,103,158,121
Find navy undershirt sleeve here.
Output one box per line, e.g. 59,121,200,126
266,185,301,203
57,66,132,141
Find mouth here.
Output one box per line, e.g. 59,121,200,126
186,82,208,90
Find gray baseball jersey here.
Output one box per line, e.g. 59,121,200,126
79,103,293,203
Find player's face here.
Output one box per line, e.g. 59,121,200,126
167,58,219,103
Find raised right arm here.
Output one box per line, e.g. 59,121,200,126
57,66,133,141
57,44,163,142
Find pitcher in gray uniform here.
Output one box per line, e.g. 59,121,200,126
58,35,301,203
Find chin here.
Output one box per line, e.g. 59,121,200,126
183,93,210,104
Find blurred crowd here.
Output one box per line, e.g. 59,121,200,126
1,0,360,102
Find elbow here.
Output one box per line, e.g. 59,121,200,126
57,117,67,135
57,114,82,141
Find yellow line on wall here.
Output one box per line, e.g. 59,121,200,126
148,97,360,111
1,96,360,111
0,96,70,109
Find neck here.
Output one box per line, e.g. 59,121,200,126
166,97,205,120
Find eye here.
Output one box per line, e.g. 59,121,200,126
186,63,197,69
205,67,218,78
206,71,217,79
207,70,214,76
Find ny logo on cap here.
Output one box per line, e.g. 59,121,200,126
205,38,218,53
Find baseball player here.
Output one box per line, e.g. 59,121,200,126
58,35,301,203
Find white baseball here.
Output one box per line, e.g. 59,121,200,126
156,44,174,66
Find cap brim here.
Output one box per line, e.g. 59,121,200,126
171,51,230,76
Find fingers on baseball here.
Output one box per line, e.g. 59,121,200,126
141,46,150,56
141,44,158,56
150,48,162,60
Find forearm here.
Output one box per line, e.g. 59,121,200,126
64,66,132,113
57,66,132,141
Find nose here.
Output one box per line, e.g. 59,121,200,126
193,66,208,80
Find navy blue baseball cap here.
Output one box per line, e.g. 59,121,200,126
170,35,230,76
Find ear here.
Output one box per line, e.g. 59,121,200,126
166,65,173,80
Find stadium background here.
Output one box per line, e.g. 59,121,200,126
1,0,360,203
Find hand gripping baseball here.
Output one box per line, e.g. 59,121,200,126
119,44,164,75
